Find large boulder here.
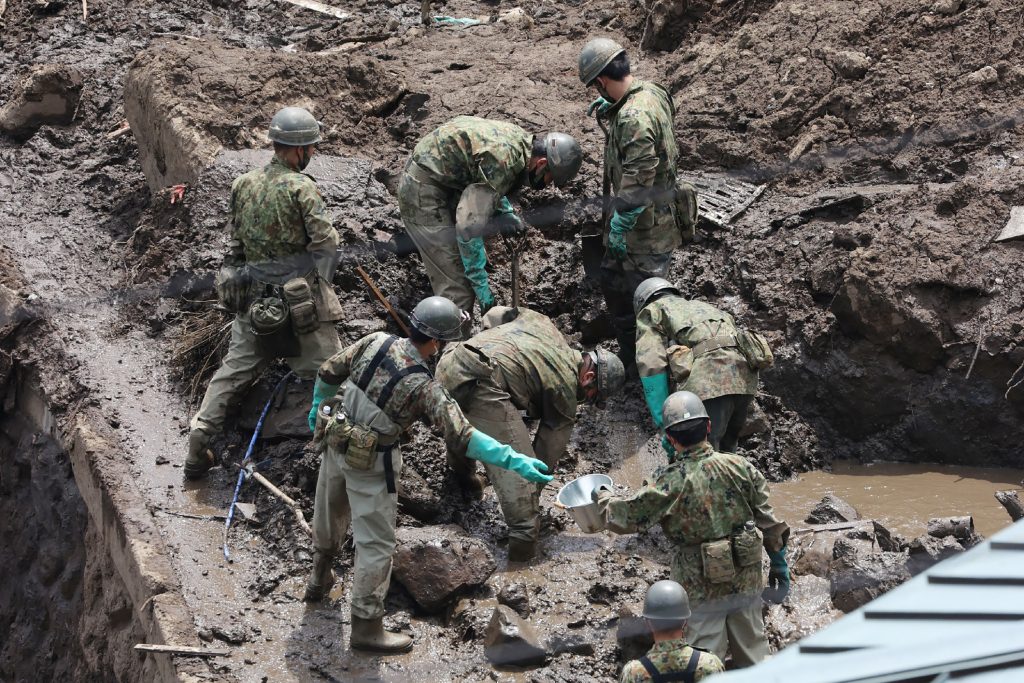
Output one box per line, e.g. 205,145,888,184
829,537,911,612
907,534,965,575
483,605,549,667
0,64,83,141
392,525,495,612
805,494,861,524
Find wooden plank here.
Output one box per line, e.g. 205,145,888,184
277,0,349,21
134,644,230,657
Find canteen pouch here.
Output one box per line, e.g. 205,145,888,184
667,344,694,384
674,180,699,244
731,525,764,568
249,297,300,358
701,538,737,583
736,329,774,370
314,396,346,453
282,277,319,336
344,423,379,471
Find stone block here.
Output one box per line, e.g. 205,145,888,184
0,64,83,141
393,524,495,612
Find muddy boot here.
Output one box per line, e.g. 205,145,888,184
507,537,538,563
183,429,215,480
303,550,337,602
350,616,413,654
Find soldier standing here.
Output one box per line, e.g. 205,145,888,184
398,116,583,334
303,296,552,653
578,38,684,376
633,277,764,454
620,580,725,683
435,306,625,561
595,391,790,668
185,106,343,479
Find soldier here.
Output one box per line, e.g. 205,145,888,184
578,38,684,376
435,306,625,561
398,116,583,334
633,278,762,454
185,106,343,479
303,296,552,653
620,580,725,683
595,391,790,668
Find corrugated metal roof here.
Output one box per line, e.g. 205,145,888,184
715,518,1024,682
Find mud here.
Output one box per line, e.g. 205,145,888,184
3,0,1024,681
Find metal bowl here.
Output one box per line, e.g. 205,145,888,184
557,474,613,533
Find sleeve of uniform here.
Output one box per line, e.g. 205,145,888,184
615,111,659,211
618,660,646,683
748,463,791,551
225,181,246,266
699,651,727,675
317,334,374,386
635,306,670,378
296,178,341,280
476,137,527,198
599,482,673,535
416,380,475,456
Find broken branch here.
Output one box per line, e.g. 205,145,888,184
355,265,411,336
249,470,313,536
134,644,230,657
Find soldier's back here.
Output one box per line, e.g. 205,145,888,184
620,638,725,682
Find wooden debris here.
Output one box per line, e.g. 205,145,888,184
679,171,765,229
995,490,1024,522
81,0,87,22
277,0,349,21
247,469,312,536
356,266,411,336
134,644,230,657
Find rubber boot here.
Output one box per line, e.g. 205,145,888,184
507,537,538,562
183,429,215,480
350,616,413,654
303,550,337,602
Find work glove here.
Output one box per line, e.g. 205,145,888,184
590,484,613,504
763,546,791,604
457,236,496,315
640,373,671,430
307,377,341,432
466,429,553,484
492,196,527,238
588,97,612,117
607,206,645,260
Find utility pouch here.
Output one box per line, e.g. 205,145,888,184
249,297,300,358
674,180,699,244
314,396,346,454
667,344,694,384
344,423,379,471
282,277,319,336
736,329,774,370
731,524,764,568
701,538,737,583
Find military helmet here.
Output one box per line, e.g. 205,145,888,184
578,37,626,86
642,580,692,621
268,106,322,146
662,391,710,431
633,277,681,316
409,296,464,342
588,348,625,403
543,132,584,188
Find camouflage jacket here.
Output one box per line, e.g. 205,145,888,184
436,307,582,463
636,295,757,399
228,156,343,321
410,116,532,198
599,442,789,605
318,332,474,455
602,80,680,255
620,638,724,683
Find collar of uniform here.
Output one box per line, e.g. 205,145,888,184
268,155,292,173
403,337,427,364
606,79,648,117
672,441,715,462
647,636,692,656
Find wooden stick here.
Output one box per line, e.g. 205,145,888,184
81,0,87,21
249,470,313,536
277,0,349,20
355,266,411,336
134,644,230,657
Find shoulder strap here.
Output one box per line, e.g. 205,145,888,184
639,648,702,683
375,364,429,411
682,649,701,683
355,335,398,391
639,656,661,682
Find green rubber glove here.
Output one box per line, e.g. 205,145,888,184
308,377,340,432
764,547,791,604
608,206,644,260
466,429,553,484
640,373,670,430
493,196,526,237
588,97,612,117
457,236,495,313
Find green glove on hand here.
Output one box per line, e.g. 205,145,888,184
763,546,791,604
466,429,553,484
493,196,526,237
308,377,340,432
640,373,670,430
457,236,495,314
608,206,644,260
588,97,612,117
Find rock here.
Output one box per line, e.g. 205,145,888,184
805,494,861,524
967,66,998,85
0,64,83,141
483,605,549,667
926,516,980,546
545,629,596,657
833,51,871,80
393,525,496,613
397,466,443,523
764,575,838,649
497,8,534,29
615,606,654,662
739,400,769,437
872,520,907,553
829,538,911,612
932,0,962,15
908,534,964,575
497,582,532,618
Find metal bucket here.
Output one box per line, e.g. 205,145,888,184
557,474,613,534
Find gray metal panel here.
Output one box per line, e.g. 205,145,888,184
928,548,1024,585
797,614,1022,653
863,582,1024,619
991,521,1024,549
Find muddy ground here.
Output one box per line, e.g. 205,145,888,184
2,0,1024,681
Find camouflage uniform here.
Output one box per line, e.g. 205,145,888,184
598,442,789,667
636,294,758,453
191,156,343,437
398,117,532,331
598,80,680,369
620,638,724,683
311,332,474,620
436,307,581,545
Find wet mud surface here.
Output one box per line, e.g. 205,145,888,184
2,0,1024,680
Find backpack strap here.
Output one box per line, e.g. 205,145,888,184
639,656,662,682
355,335,398,391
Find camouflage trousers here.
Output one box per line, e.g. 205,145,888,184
311,441,403,620
189,313,341,436
687,597,768,668
704,394,754,454
397,163,474,338
598,250,672,371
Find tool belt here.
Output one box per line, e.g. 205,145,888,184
692,522,763,584
691,334,739,357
